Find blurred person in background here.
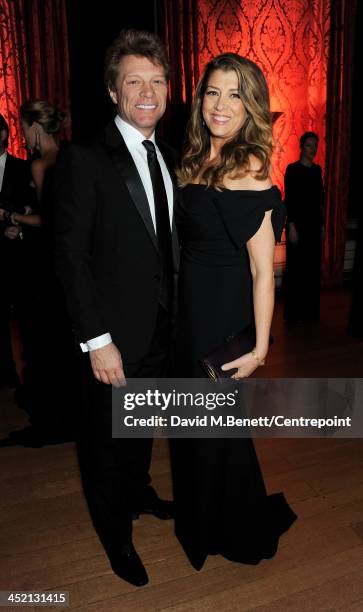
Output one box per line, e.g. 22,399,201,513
0,113,35,391
0,101,78,448
283,132,324,325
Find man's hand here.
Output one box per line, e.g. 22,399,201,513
0,208,7,221
4,225,20,240
288,222,299,244
89,342,126,386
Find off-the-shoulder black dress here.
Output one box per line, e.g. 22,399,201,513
171,184,297,570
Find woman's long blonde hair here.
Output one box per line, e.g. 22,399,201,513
177,53,273,188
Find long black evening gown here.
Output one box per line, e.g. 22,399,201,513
19,159,79,442
283,161,324,323
171,184,297,570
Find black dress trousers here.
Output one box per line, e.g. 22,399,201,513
77,306,171,561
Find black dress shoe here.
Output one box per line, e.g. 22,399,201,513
110,544,148,587
132,498,175,520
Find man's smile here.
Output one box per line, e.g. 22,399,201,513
135,104,157,110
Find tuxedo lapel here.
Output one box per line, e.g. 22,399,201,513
102,122,158,252
1,154,14,196
157,140,177,208
157,140,180,272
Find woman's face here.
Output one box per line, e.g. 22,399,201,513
301,137,318,162
21,119,36,150
202,68,247,142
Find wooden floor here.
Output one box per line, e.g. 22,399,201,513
1,289,363,611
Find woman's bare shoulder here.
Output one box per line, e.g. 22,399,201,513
32,157,51,174
31,155,55,180
224,154,271,191
226,175,272,193
31,158,46,180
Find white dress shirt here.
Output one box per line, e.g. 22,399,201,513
0,151,8,191
80,116,174,353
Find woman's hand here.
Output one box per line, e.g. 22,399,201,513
4,225,20,240
9,212,19,225
0,208,7,221
221,351,263,379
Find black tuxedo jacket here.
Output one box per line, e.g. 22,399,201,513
0,153,33,212
0,153,36,258
54,121,179,363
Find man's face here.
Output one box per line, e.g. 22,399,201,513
109,54,168,138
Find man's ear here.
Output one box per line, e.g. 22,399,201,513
0,129,7,143
108,88,117,105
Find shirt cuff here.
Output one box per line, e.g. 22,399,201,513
80,333,112,353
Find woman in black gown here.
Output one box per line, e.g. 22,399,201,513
171,53,297,570
283,132,324,324
7,100,78,446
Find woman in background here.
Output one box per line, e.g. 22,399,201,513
283,132,324,325
6,100,78,446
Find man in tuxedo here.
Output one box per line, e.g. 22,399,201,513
0,114,33,389
54,30,179,587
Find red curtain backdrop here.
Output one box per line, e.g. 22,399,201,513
162,0,329,188
161,0,356,286
0,0,70,159
323,0,356,286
